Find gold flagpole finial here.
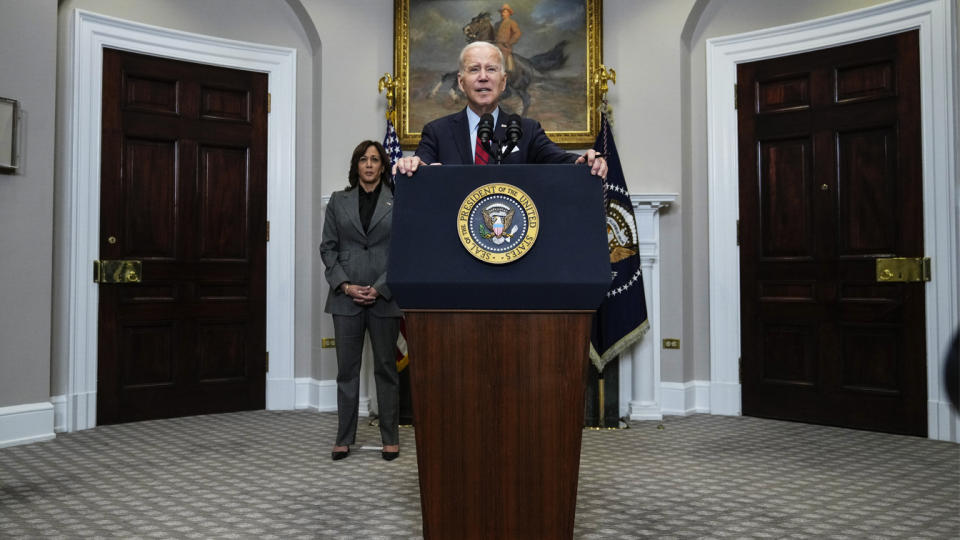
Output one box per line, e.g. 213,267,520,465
378,73,398,126
594,64,616,118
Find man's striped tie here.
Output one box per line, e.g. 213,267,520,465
475,135,490,165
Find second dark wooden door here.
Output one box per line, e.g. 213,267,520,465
737,31,926,436
97,49,268,424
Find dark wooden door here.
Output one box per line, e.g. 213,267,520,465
97,49,268,424
737,31,925,436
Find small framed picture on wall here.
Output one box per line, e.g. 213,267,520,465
0,97,21,170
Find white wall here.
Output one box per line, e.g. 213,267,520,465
296,1,396,381
683,0,888,380
604,0,696,382
0,0,57,407
0,0,949,437
601,0,888,383
51,0,316,397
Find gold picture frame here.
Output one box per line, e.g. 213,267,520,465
393,0,603,149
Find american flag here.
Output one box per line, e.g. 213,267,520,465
385,118,412,424
395,318,409,372
383,118,403,169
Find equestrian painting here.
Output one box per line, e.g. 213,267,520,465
395,0,602,148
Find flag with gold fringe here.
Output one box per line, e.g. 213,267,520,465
589,111,650,372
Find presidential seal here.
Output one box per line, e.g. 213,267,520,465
606,200,639,264
457,183,539,264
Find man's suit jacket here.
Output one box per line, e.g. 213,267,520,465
415,108,580,165
320,185,402,318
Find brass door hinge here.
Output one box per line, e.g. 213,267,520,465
736,219,740,246
876,257,931,282
266,220,270,242
265,351,269,372
734,83,738,110
267,93,271,113
93,260,142,283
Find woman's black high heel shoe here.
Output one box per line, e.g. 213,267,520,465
331,446,350,461
382,444,399,461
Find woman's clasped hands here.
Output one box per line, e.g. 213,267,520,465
344,283,378,306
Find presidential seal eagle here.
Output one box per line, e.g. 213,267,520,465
482,203,515,245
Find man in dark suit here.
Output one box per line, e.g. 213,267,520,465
393,41,607,178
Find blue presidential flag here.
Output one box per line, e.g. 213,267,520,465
590,113,649,371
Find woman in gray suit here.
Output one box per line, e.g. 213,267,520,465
320,140,402,461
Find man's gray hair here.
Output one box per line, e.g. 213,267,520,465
458,41,504,73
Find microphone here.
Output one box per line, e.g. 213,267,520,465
478,113,495,145
504,114,522,144
501,114,523,161
477,113,500,163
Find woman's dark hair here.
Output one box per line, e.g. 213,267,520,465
347,140,392,191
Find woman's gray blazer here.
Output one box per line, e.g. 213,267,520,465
320,186,402,318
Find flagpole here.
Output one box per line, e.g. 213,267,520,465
594,64,616,123
377,73,398,126
378,72,414,427
598,378,606,428
594,64,616,430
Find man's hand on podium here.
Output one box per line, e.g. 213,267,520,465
393,155,422,176
574,149,608,179
394,156,443,177
392,151,606,179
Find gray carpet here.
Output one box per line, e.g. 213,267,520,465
0,410,957,539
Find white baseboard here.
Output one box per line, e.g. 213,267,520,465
708,381,742,416
629,401,664,421
931,399,960,442
297,377,721,421
0,401,56,448
661,380,712,416
40,380,960,443
295,377,337,412
266,377,297,410
51,395,67,433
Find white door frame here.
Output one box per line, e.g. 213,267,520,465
706,0,958,441
62,9,298,431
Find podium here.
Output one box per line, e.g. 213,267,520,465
388,165,609,539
